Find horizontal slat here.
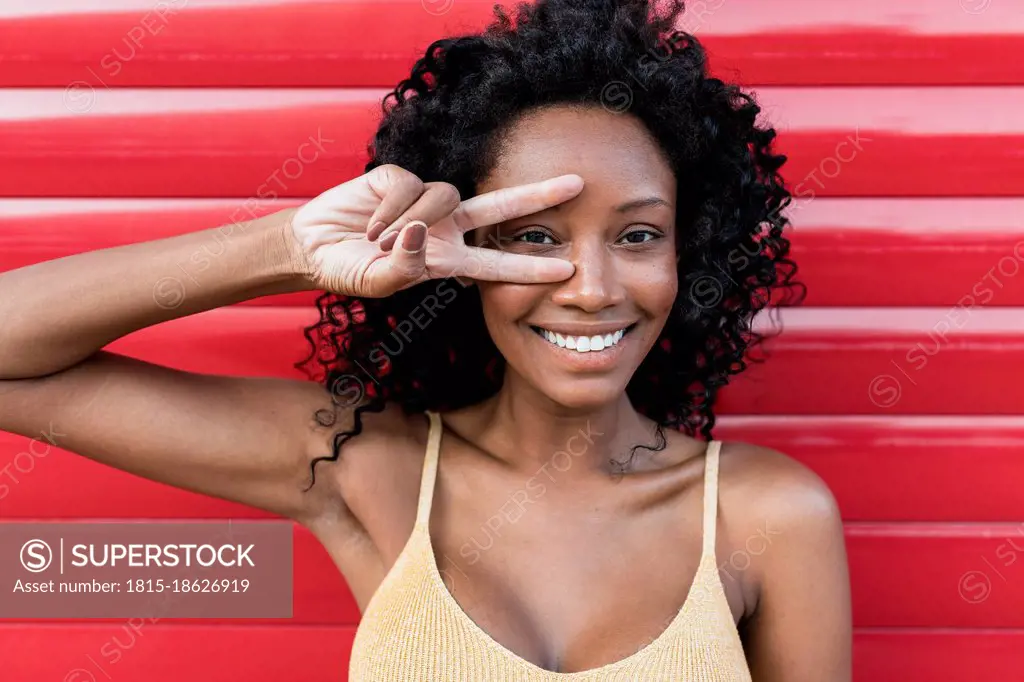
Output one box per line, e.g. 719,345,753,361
846,523,1024,628
0,198,315,307
716,416,1024,522
7,417,1024,523
1,0,1022,86
72,305,1024,415
706,3,1024,85
0,624,355,681
763,87,1024,197
102,306,317,378
727,307,1024,415
853,630,1024,682
4,198,1024,307
0,90,372,198
0,434,277,519
2,88,1023,197
791,199,1024,306
0,522,1023,628
0,626,1022,682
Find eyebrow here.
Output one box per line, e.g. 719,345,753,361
507,195,672,220
614,196,672,212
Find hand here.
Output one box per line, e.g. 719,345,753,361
284,164,584,298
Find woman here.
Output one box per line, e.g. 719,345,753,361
0,0,851,679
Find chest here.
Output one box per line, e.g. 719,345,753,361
341,429,751,675
351,524,751,680
422,471,737,673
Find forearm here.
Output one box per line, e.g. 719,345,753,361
0,208,313,379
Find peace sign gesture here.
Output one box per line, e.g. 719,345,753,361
285,164,583,298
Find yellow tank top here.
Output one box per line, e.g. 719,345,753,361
349,411,753,681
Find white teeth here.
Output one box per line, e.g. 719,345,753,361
534,327,630,353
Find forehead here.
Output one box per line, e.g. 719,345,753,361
479,104,676,200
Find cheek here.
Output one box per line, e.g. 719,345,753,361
478,283,538,331
623,256,678,317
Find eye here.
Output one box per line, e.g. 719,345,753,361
618,228,662,245
510,229,556,245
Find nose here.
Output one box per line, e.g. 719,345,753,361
550,241,626,313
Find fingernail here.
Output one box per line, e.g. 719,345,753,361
368,221,387,241
402,222,427,252
559,174,584,191
552,260,575,277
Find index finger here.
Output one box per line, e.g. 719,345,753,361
449,174,584,233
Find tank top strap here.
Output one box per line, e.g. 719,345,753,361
415,410,444,529
701,440,722,559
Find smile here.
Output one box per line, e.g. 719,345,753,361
530,325,635,354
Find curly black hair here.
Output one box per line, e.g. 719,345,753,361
297,0,802,486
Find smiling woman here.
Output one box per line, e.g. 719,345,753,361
289,0,849,680
0,0,849,680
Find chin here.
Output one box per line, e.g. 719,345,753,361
534,379,629,412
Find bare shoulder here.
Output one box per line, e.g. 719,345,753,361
715,440,846,605
716,441,852,676
718,440,842,527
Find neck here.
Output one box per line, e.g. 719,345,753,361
470,371,661,478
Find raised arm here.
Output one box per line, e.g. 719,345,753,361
0,207,341,521
0,166,584,523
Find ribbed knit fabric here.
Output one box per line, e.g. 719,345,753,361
349,411,752,681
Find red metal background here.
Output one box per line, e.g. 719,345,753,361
2,1,1023,680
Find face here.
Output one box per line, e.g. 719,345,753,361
473,104,678,410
